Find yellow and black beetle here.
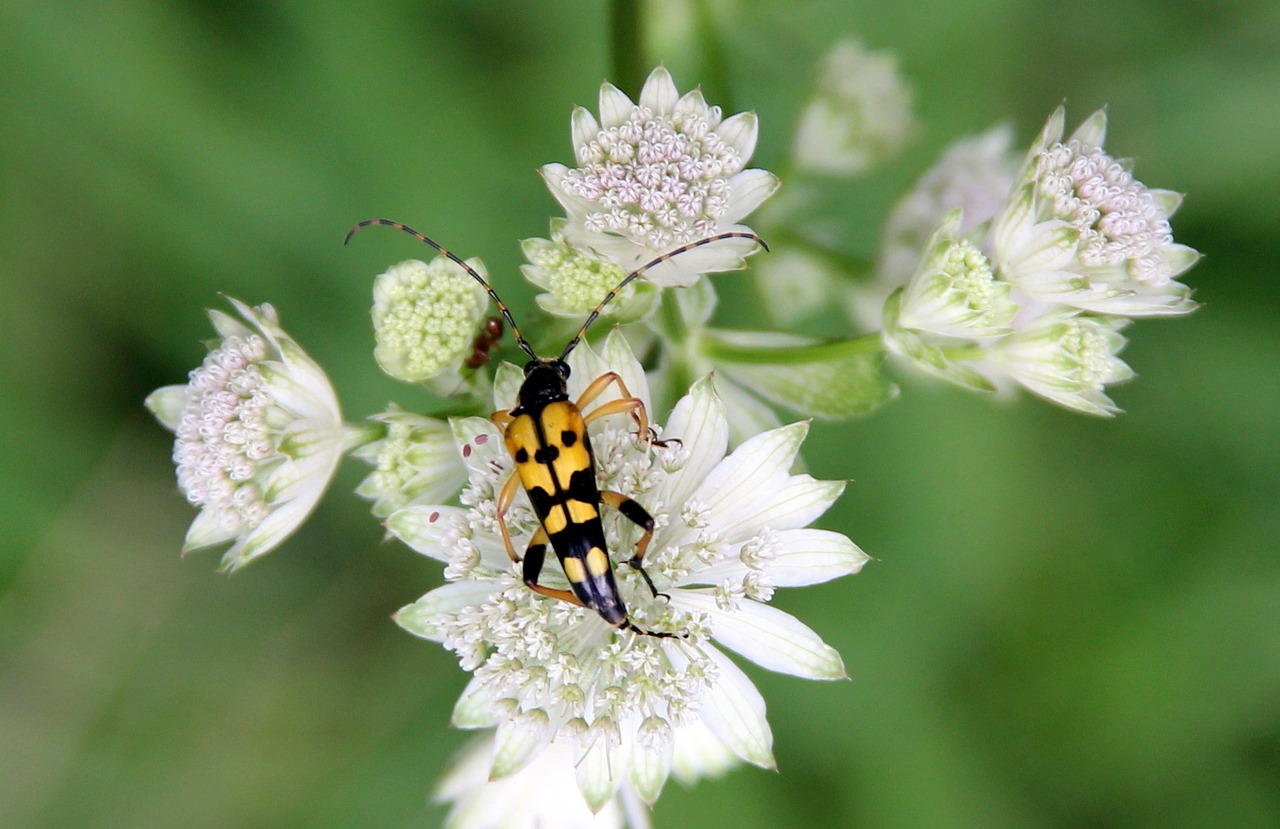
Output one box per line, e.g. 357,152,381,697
347,219,766,636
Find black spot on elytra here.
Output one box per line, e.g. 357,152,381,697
515,448,529,463
534,445,560,464
561,430,577,446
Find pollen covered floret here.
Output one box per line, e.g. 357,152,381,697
521,224,646,319
372,257,489,384
389,331,866,816
542,66,777,287
145,298,345,570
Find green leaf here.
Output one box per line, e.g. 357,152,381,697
701,329,897,418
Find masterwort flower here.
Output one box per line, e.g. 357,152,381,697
792,38,914,176
353,406,468,518
145,298,346,570
993,309,1135,416
372,256,489,387
390,332,865,815
521,220,654,320
542,66,777,287
992,107,1199,317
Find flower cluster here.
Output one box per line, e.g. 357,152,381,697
391,333,863,821
144,47,1202,829
145,299,349,570
880,108,1199,415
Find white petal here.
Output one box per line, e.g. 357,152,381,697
570,105,600,154
395,580,502,641
576,729,622,813
696,528,869,587
451,676,498,728
539,163,594,217
721,170,778,224
715,111,758,160
386,505,469,562
493,361,524,411
699,645,775,768
223,497,313,570
709,374,785,448
670,718,740,784
639,66,679,115
1068,107,1108,149
182,507,238,553
655,378,728,510
673,88,711,123
598,82,635,129
678,591,847,679
145,385,188,431
491,709,553,779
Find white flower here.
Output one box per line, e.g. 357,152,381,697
437,734,650,829
390,331,865,813
145,299,345,570
793,39,914,176
542,66,776,287
893,210,1018,340
992,108,1199,317
993,309,1135,416
353,406,468,518
521,221,654,320
372,256,489,386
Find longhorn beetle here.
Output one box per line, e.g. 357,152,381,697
346,218,767,637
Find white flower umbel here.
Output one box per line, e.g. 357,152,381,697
391,331,865,813
145,299,346,570
353,407,467,518
994,309,1135,416
992,108,1199,317
521,220,654,321
793,38,914,176
542,66,777,287
372,257,489,388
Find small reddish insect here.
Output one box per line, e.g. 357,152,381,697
464,316,504,369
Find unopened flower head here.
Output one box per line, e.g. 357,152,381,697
353,407,467,518
390,332,864,813
995,310,1135,416
994,108,1199,317
793,38,914,176
542,66,776,287
521,222,652,320
896,210,1017,339
145,299,345,570
372,257,489,384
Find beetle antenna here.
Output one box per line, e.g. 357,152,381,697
346,218,537,360
559,232,768,361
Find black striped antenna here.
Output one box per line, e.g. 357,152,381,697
558,231,768,361
345,218,538,360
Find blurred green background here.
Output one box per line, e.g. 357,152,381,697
2,1,1277,827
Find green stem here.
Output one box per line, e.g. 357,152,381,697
700,332,884,365
610,0,645,96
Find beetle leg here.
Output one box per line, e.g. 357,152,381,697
600,489,667,600
521,525,587,608
494,472,522,563
490,408,514,430
575,372,653,440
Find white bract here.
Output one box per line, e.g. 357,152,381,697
145,299,345,571
542,66,776,287
390,332,865,814
992,108,1199,317
994,310,1135,416
793,38,914,176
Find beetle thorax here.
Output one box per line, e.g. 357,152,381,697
516,358,570,411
